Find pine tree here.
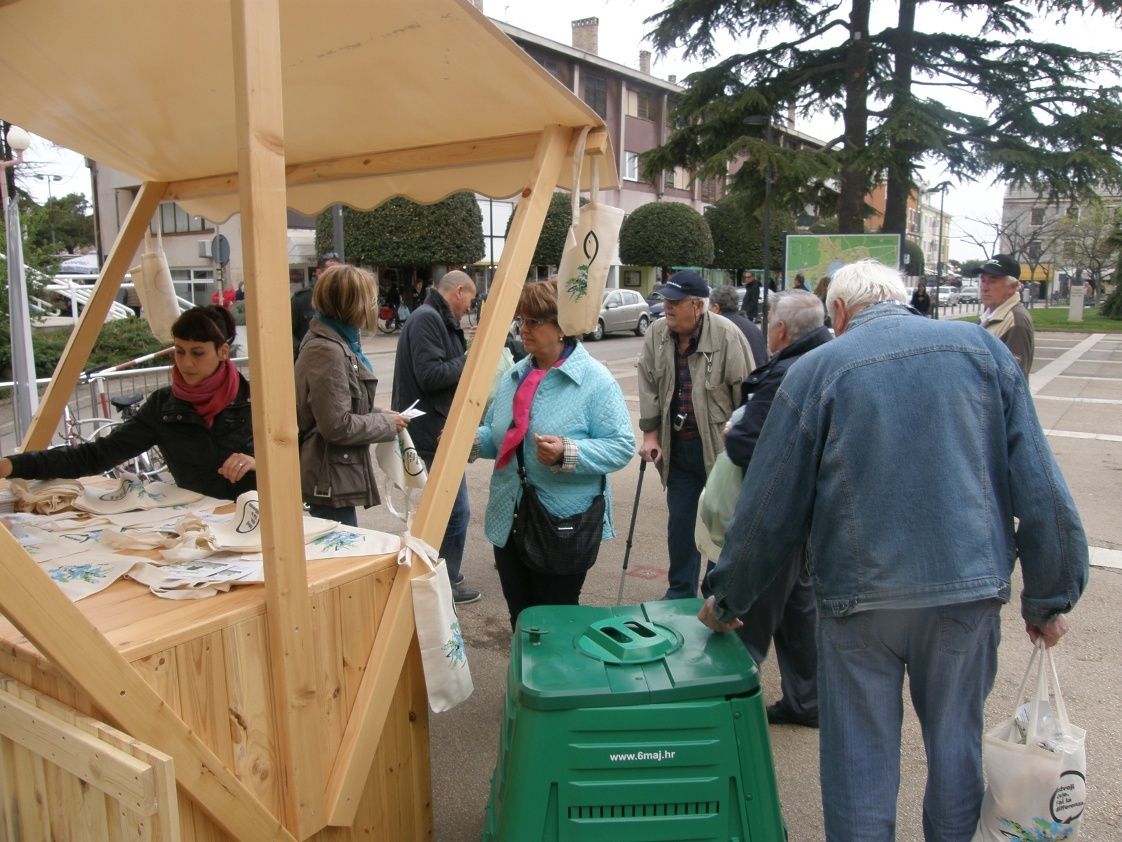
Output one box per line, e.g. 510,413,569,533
642,0,1122,234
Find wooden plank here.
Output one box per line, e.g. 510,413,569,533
0,531,297,841
10,730,50,839
164,127,610,203
175,634,236,774
231,0,325,834
0,689,157,813
313,589,347,763
323,564,414,826
21,181,167,451
411,123,574,549
222,615,284,816
0,734,16,840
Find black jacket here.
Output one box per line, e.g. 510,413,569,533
391,287,467,460
8,376,255,500
725,325,833,469
719,310,768,371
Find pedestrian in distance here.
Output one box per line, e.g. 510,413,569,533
700,258,1088,841
295,264,407,527
976,253,1034,377
637,270,754,600
291,251,341,359
911,279,931,316
739,269,760,322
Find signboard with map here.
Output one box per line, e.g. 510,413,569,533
785,234,903,281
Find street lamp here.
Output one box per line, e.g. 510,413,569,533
924,182,949,320
1,124,39,441
33,173,63,245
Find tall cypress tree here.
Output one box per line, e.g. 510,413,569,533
642,0,1122,234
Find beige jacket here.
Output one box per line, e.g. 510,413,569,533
638,312,754,485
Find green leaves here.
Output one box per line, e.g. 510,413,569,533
619,201,714,268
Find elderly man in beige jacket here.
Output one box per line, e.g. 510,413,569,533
638,270,754,599
977,253,1034,377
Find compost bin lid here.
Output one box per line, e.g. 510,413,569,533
512,600,759,711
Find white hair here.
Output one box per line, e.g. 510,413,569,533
770,290,824,340
825,259,908,314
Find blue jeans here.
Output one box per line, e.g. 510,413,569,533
440,476,470,583
664,435,706,599
818,600,1002,841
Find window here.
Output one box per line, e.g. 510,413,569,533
583,75,608,118
622,269,642,288
623,151,640,181
625,90,655,121
664,166,690,191
1028,240,1042,261
699,178,719,203
150,202,210,235
1030,207,1045,226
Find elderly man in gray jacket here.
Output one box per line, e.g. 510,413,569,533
638,270,754,599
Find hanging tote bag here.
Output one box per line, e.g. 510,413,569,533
374,428,429,523
556,128,626,337
973,640,1087,842
399,533,473,712
131,229,181,343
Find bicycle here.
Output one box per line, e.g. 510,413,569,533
466,294,485,327
58,393,168,483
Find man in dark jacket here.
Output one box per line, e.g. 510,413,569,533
392,269,481,604
291,252,341,358
720,289,831,727
710,285,767,368
739,270,760,322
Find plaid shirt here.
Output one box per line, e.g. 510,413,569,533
671,320,703,435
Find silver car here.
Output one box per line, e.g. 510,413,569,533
586,289,652,340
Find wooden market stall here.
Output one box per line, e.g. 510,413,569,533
0,1,616,838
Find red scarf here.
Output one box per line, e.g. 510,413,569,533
171,360,240,428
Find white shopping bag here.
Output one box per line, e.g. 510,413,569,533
131,230,180,342
399,533,473,712
556,128,625,337
694,450,745,562
375,428,428,522
974,640,1086,841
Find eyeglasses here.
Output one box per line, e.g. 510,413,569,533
513,316,550,329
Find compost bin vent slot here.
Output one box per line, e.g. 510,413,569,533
568,801,720,820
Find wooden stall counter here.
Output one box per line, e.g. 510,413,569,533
0,522,432,842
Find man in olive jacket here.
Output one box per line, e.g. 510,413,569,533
638,270,754,599
392,269,481,604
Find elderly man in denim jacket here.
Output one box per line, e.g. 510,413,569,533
700,259,1088,841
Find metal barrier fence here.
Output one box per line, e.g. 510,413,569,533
0,357,250,457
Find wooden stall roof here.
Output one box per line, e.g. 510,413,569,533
0,0,618,221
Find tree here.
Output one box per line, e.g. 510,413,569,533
24,194,95,253
619,201,714,275
643,1,1122,235
1054,202,1121,301
504,191,588,271
705,194,794,272
315,192,483,269
902,239,924,279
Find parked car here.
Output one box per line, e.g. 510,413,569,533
958,285,980,304
930,285,960,308
645,287,666,320
586,288,651,340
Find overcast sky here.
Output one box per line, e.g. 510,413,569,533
16,0,1120,262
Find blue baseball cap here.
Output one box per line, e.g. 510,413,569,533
661,270,710,300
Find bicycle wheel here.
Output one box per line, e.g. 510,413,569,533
88,420,168,482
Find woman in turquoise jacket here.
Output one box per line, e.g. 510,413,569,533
475,280,635,628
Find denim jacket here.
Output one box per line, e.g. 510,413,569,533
708,301,1088,626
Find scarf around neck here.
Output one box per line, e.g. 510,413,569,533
171,359,240,428
316,313,372,371
495,341,575,469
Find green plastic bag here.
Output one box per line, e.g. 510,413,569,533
694,450,745,562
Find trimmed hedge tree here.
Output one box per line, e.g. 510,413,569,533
504,191,588,269
619,201,714,271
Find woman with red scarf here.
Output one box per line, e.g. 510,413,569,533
1,306,256,500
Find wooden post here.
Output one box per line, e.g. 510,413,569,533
230,0,325,835
21,182,167,451
0,532,297,842
410,124,574,549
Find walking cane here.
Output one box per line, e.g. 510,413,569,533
616,459,648,605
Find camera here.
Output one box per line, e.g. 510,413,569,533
673,412,688,432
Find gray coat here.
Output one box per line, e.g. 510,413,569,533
295,320,398,509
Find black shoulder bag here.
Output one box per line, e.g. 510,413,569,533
511,442,606,576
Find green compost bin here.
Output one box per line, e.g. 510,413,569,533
481,599,786,842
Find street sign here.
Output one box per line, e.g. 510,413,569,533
211,233,230,266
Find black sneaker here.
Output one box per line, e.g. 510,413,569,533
451,572,465,586
766,702,819,728
452,583,481,605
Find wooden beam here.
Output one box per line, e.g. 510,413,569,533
21,182,167,451
411,124,574,549
164,127,609,203
323,565,413,826
230,0,325,837
0,532,297,842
